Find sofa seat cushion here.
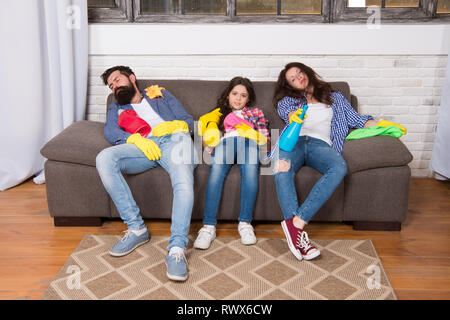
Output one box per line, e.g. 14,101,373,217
342,135,413,174
41,120,110,167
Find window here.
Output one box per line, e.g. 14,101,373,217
133,0,330,22
88,0,132,22
333,0,433,22
437,0,450,13
87,0,450,23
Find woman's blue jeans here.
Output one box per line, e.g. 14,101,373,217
95,132,197,250
203,136,260,226
273,136,347,224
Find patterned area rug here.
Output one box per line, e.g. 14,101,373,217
42,235,396,300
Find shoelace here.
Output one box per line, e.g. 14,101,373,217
169,250,186,263
120,230,133,242
296,231,312,251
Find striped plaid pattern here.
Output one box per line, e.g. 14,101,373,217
275,91,373,154
242,106,271,142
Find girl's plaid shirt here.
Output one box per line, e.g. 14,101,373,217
241,106,271,142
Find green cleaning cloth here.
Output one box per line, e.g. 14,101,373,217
345,126,404,141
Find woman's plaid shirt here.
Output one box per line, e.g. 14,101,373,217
272,91,373,156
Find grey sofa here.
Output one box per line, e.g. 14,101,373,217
40,80,413,231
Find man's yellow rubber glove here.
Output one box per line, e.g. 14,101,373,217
377,120,407,135
289,108,307,124
203,122,221,147
152,120,189,137
127,133,161,161
198,108,222,137
235,123,267,146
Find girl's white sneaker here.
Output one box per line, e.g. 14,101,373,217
194,225,216,250
238,222,257,245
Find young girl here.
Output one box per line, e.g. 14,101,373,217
194,77,270,249
272,62,384,261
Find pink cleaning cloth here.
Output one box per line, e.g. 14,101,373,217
223,112,254,132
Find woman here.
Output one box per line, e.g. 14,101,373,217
272,62,379,261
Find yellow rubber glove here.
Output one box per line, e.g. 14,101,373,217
198,108,222,137
377,119,407,135
289,108,308,124
152,120,189,137
235,123,268,146
203,122,221,147
126,133,161,161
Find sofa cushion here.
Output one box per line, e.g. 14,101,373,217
41,120,109,167
342,135,413,174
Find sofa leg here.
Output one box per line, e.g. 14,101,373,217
352,221,401,231
54,217,103,227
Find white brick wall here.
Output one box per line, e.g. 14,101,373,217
87,54,448,178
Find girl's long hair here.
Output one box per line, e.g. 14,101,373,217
273,62,333,108
214,77,256,132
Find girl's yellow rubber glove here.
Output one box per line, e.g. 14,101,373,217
152,120,189,137
126,133,161,161
235,123,267,146
198,108,222,137
377,120,407,135
203,122,221,147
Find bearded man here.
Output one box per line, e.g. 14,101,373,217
96,66,196,282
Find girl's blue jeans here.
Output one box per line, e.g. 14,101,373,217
203,136,260,226
273,136,347,224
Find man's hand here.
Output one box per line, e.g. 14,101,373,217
235,123,267,146
152,120,189,137
126,133,161,161
198,108,222,137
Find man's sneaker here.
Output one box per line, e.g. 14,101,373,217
109,227,150,257
238,222,257,245
194,225,216,250
165,247,188,281
281,217,320,260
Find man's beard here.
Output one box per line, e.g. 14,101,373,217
114,83,137,105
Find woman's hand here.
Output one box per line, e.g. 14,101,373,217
363,120,378,128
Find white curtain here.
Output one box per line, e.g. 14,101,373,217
430,54,450,180
0,0,88,191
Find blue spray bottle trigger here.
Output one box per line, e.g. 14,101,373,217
278,105,309,152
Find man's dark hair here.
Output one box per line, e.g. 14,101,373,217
101,66,136,86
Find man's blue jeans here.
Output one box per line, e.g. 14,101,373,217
273,136,347,224
96,132,197,250
203,136,259,226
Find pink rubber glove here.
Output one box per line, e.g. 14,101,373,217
223,112,254,132
118,109,151,137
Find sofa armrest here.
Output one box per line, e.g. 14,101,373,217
41,120,111,167
342,135,413,174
